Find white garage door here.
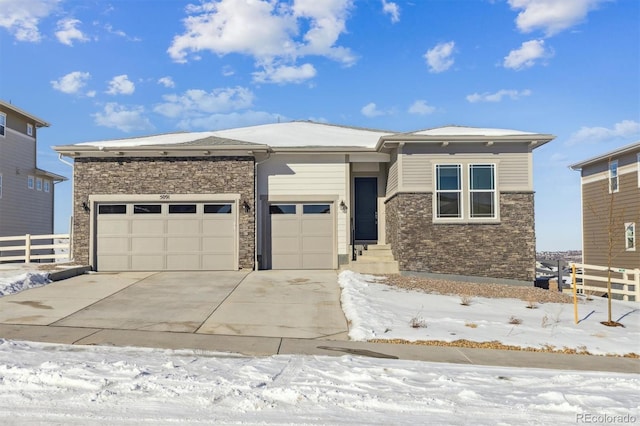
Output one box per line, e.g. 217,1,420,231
269,203,334,269
96,202,236,271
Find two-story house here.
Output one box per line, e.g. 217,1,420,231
570,141,640,282
0,100,67,240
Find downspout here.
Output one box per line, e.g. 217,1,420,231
253,151,271,270
58,154,74,261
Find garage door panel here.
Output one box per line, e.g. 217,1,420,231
272,254,300,270
131,237,164,253
96,200,237,271
302,236,333,252
302,254,333,269
167,254,200,270
301,220,332,235
272,237,299,252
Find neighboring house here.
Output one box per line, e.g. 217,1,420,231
0,100,67,240
570,142,640,278
53,122,553,282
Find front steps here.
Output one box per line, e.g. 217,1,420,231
342,244,399,274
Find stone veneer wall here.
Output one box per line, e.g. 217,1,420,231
385,192,536,282
73,156,255,269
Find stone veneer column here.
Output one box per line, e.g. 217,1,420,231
385,192,536,282
72,156,255,269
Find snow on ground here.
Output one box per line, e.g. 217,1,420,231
339,271,640,356
0,339,637,425
0,269,637,423
0,264,50,296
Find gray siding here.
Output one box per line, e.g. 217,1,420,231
0,123,53,238
385,150,398,196
400,143,532,192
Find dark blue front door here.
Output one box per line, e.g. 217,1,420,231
354,177,378,241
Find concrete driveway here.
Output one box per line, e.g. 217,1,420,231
0,270,348,340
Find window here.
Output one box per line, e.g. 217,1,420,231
44,180,50,193
98,205,126,214
27,123,33,136
168,204,196,214
609,160,618,193
270,204,296,214
0,112,5,137
27,175,34,189
469,164,496,218
36,177,42,191
204,204,232,214
435,164,462,218
134,204,161,214
303,204,331,214
0,174,2,199
625,223,636,251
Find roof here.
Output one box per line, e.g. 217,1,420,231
34,168,67,182
0,100,50,127
54,122,554,157
569,141,640,170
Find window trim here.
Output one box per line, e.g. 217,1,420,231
27,175,34,189
0,112,6,137
625,222,636,252
469,164,496,219
36,177,42,191
27,123,33,137
433,162,499,223
609,160,619,193
435,164,463,219
44,180,50,193
0,173,3,199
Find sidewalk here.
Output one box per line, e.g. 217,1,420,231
0,323,637,374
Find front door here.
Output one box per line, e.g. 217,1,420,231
354,177,378,241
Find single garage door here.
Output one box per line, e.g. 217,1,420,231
96,202,236,271
269,203,334,269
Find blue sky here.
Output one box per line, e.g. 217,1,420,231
0,0,638,251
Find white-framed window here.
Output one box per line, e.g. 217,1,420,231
0,174,3,199
0,112,6,137
625,222,636,251
609,160,619,193
44,180,50,193
434,163,498,221
27,123,33,136
469,164,496,218
27,175,34,189
435,164,462,218
36,177,42,191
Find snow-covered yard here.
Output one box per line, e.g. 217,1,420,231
0,268,637,424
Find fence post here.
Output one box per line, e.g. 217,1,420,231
24,234,31,263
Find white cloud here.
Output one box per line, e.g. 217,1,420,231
381,0,400,23
55,18,88,46
508,0,607,37
222,65,235,76
167,0,355,84
408,100,436,115
361,102,385,118
158,77,175,88
92,103,154,132
503,39,551,70
252,63,317,84
0,0,59,42
154,87,255,118
50,71,91,95
106,75,135,95
466,89,532,103
177,110,285,130
566,120,640,145
424,41,455,73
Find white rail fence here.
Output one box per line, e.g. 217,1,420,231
569,262,640,302
0,234,70,263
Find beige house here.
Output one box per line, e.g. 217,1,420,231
0,100,66,240
54,122,553,283
570,142,640,275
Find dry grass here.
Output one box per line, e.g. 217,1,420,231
508,316,522,325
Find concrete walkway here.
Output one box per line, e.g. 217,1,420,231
0,269,638,374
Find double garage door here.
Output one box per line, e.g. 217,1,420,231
96,201,236,271
269,203,335,269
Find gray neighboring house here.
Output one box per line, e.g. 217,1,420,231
54,122,554,282
0,100,67,241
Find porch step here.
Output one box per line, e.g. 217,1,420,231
342,244,399,274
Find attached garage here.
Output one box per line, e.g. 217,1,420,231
92,196,239,271
267,202,335,269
